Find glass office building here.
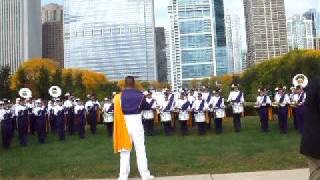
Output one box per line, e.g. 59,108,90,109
64,0,156,81
169,0,228,89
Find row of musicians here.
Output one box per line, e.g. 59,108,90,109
0,98,104,149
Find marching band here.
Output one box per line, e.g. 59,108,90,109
0,74,308,149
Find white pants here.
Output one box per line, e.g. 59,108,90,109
119,114,151,180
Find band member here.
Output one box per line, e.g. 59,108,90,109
159,93,174,136
142,92,156,136
0,100,13,149
202,87,212,129
13,98,28,146
274,87,291,134
192,93,207,135
227,84,245,132
48,100,55,133
113,76,154,180
64,93,74,135
85,95,101,134
25,98,36,135
33,99,47,144
295,85,306,134
74,99,86,139
103,97,114,137
212,89,225,134
290,87,298,130
54,99,66,140
175,92,190,136
255,88,271,132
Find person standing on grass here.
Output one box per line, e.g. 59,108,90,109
300,76,320,180
255,88,272,132
274,87,291,134
113,76,154,180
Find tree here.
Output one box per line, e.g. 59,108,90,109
0,65,12,99
62,70,73,93
37,66,51,100
73,73,86,99
51,68,63,87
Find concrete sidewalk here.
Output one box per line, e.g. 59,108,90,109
100,168,309,180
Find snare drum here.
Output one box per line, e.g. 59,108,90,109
142,110,154,120
232,103,244,114
178,111,189,121
215,108,225,119
195,112,206,123
161,112,172,122
103,113,114,123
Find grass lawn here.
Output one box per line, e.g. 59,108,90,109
0,116,307,179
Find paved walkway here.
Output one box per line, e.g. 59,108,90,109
99,168,309,180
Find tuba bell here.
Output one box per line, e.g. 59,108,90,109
49,86,62,98
292,74,308,88
19,88,32,99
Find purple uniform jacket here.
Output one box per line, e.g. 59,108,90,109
121,88,146,115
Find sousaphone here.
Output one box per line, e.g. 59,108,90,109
19,88,32,99
292,74,308,88
49,86,62,98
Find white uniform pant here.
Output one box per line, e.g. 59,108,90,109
119,114,151,180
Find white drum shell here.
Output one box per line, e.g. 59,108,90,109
195,112,206,123
103,113,114,123
215,109,225,118
178,111,189,121
232,103,244,114
161,112,172,122
142,110,154,120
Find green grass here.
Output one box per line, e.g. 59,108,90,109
0,116,307,179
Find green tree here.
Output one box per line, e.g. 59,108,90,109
51,68,63,87
63,71,73,93
0,65,12,99
37,66,51,100
73,73,86,99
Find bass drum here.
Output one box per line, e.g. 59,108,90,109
215,108,225,119
161,112,172,122
232,103,244,114
142,110,154,120
103,113,114,123
195,112,206,123
178,111,189,121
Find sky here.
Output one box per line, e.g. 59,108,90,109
43,0,318,29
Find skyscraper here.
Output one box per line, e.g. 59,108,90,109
168,0,227,89
225,12,243,73
42,3,64,67
304,9,320,50
243,0,288,66
214,0,228,75
0,0,42,72
287,15,314,50
64,0,156,81
155,27,168,83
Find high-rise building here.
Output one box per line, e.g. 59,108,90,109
155,27,168,83
304,9,320,50
243,0,288,66
287,15,314,50
165,29,172,83
241,50,248,71
168,0,228,89
225,12,243,73
64,0,156,81
0,0,42,72
42,3,64,67
214,0,228,75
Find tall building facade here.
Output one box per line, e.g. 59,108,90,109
287,15,314,50
304,9,320,50
0,0,42,71
42,3,64,67
214,0,228,75
225,12,243,73
169,0,228,89
243,0,288,66
64,0,156,81
155,27,168,83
